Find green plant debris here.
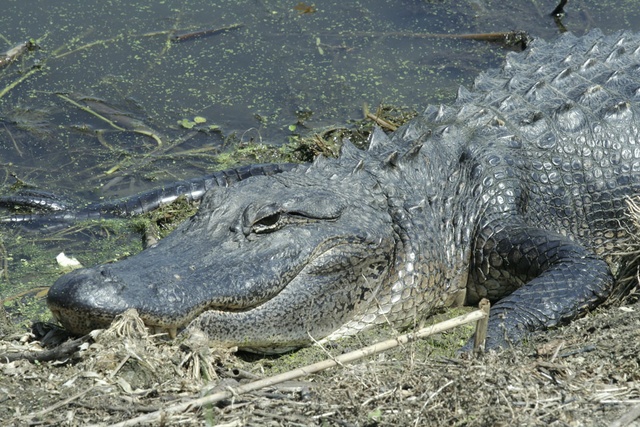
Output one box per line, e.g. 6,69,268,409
368,409,382,421
178,118,196,129
178,116,208,129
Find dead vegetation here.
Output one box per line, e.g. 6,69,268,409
0,290,638,426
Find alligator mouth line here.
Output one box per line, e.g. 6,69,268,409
130,242,362,340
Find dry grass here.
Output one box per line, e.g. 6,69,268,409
0,293,638,426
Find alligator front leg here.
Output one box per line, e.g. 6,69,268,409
465,224,615,351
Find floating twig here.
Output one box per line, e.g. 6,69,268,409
57,93,126,131
80,96,165,146
363,103,398,131
56,93,164,146
172,23,243,43
347,30,531,50
53,33,123,59
0,66,41,100
436,31,530,45
3,123,22,157
410,31,531,50
0,287,49,305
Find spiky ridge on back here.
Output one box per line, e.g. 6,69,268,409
314,30,640,200
454,29,640,150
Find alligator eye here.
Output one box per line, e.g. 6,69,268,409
252,212,282,234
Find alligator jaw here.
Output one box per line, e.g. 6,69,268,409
48,303,180,339
48,233,395,350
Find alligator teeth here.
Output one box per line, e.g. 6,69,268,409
150,325,178,338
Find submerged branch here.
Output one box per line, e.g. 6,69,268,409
0,66,42,100
172,23,243,43
56,93,126,131
53,33,125,59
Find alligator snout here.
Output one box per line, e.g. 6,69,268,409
48,267,128,335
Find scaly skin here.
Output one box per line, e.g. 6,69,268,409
48,30,640,352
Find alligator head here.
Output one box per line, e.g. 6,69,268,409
48,126,459,352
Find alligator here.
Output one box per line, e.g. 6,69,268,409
45,30,640,352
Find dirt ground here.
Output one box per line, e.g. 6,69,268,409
0,289,639,427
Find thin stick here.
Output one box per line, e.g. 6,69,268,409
172,23,243,43
0,334,91,363
53,34,124,59
104,307,488,427
347,30,527,42
56,93,126,131
432,31,528,43
0,238,9,283
366,111,398,131
0,66,41,100
363,103,398,131
19,386,94,422
473,299,491,351
3,123,22,157
129,127,163,147
50,28,96,57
